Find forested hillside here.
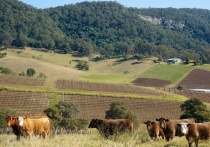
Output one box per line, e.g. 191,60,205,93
1,0,210,62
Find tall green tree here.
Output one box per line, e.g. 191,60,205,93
180,97,210,123
105,101,139,128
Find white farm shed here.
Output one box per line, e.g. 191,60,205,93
166,58,182,64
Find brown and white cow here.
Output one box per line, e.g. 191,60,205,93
5,116,22,140
17,116,51,139
88,118,133,138
156,117,195,141
178,122,210,147
144,120,165,140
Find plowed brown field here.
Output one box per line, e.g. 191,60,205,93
177,69,210,89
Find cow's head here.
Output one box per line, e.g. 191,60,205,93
177,122,191,135
144,121,155,131
17,116,26,127
88,119,98,128
156,117,169,129
5,116,17,127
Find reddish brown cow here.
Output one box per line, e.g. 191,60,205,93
156,117,195,141
144,121,165,140
178,122,210,147
88,118,133,138
17,116,51,139
5,116,22,140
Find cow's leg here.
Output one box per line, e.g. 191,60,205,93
195,140,199,147
16,135,20,140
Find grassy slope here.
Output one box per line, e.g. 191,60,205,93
139,64,194,82
0,48,155,84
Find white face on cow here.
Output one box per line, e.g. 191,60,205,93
179,122,188,135
18,116,24,127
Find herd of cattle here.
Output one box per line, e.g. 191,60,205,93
4,116,210,147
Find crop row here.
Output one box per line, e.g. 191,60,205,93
54,79,165,96
0,90,183,123
0,91,50,116
0,75,46,86
61,94,183,122
164,88,210,103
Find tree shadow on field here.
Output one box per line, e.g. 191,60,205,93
112,58,131,66
71,59,81,63
131,61,143,65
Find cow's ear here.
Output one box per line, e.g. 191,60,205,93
187,124,191,127
144,122,147,124
165,119,169,122
156,119,159,121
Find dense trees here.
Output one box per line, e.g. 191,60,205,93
1,0,210,61
44,101,88,131
180,98,210,123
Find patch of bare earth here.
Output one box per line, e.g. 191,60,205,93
177,69,210,89
132,78,171,87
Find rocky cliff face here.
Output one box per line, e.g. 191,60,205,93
139,15,185,30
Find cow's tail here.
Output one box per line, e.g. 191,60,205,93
130,121,134,133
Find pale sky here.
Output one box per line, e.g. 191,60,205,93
18,0,210,10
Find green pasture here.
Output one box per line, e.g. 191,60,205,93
139,64,194,83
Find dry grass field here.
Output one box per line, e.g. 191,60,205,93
1,125,205,147
0,48,155,84
2,125,210,147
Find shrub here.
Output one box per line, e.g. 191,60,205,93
105,101,139,128
76,60,89,70
180,97,210,122
0,67,13,75
177,85,183,90
26,68,36,77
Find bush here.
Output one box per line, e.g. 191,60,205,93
177,85,183,90
19,71,26,76
76,60,89,70
44,101,88,132
26,68,36,77
180,97,210,122
37,73,47,78
105,101,139,128
0,108,16,128
0,67,13,75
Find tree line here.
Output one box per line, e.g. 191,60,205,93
1,1,210,63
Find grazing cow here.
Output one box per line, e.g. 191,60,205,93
17,116,51,139
178,122,210,147
88,118,133,138
144,121,165,140
156,117,195,141
5,116,22,140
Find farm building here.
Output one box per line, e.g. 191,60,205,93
166,58,182,64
